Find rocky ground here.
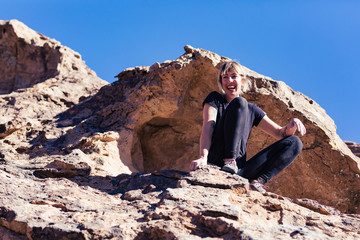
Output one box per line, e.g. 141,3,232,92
1,20,360,239
1,164,360,239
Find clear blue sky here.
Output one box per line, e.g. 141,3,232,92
2,0,360,143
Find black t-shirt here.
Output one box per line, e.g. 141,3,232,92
203,91,266,158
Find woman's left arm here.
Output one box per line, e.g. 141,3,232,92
257,116,306,140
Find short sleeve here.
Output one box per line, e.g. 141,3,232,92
202,91,223,110
250,103,266,126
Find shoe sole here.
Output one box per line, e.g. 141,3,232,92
221,165,238,174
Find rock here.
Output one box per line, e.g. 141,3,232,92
56,44,360,213
33,150,91,178
0,19,111,176
0,19,98,94
1,165,360,239
345,141,360,157
1,19,360,238
0,19,107,125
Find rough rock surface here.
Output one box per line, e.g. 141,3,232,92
1,164,360,239
0,20,99,94
0,20,114,176
56,45,360,213
345,141,360,158
1,20,360,239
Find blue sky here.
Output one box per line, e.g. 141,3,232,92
2,0,360,143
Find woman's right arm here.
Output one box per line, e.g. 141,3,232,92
189,103,217,171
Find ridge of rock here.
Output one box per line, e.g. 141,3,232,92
1,20,360,239
56,44,360,213
0,20,107,119
0,19,101,94
1,165,360,239
345,141,360,158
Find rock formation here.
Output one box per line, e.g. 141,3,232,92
57,45,360,214
1,20,360,239
2,164,360,239
345,141,360,158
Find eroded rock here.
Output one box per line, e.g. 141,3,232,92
345,141,360,157
1,165,360,239
55,44,360,213
1,19,360,239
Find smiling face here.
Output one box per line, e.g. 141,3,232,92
221,70,244,102
217,61,249,103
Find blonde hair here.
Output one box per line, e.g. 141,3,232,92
217,61,251,94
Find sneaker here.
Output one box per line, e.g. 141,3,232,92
221,161,238,174
249,178,267,194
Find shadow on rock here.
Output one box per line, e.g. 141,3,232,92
46,169,189,197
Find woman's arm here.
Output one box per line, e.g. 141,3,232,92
257,116,306,140
189,103,217,171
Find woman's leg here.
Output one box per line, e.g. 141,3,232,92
238,135,303,183
208,97,250,167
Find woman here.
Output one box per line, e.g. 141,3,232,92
189,61,306,194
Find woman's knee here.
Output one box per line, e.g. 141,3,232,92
287,135,303,154
228,97,248,109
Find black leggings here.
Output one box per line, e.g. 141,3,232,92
237,135,302,183
208,97,303,183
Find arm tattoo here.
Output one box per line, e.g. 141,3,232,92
281,125,288,138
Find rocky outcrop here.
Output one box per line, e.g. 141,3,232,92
1,19,360,239
0,19,107,119
0,20,111,175
1,164,360,239
56,45,360,213
0,19,97,94
345,141,360,157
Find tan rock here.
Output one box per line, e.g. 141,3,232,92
0,19,97,94
1,19,360,239
1,165,360,239
0,19,109,175
345,141,360,157
58,45,360,213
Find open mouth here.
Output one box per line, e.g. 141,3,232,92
226,85,237,92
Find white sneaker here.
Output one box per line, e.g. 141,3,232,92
249,179,267,194
221,161,238,174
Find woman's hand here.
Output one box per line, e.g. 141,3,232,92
189,157,207,171
287,118,306,136
258,116,306,140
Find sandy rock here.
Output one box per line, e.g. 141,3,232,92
56,45,360,213
0,19,109,175
0,19,107,120
1,20,360,239
33,150,91,178
345,141,360,157
1,165,360,239
0,19,97,94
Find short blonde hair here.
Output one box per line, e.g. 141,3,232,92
217,61,251,94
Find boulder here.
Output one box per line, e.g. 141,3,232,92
58,45,360,213
0,19,111,175
1,19,360,239
0,19,98,94
345,141,360,157
1,164,360,239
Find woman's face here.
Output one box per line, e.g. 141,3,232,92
221,70,243,99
